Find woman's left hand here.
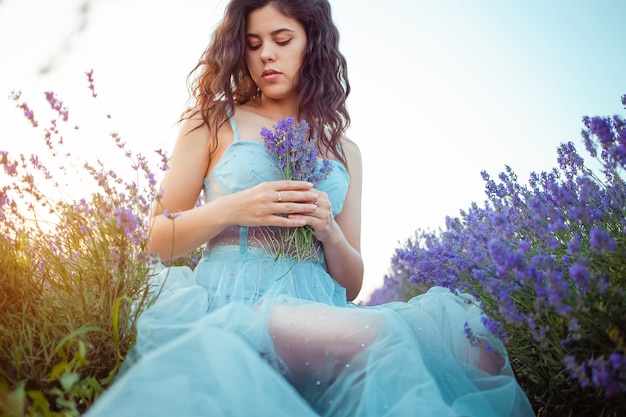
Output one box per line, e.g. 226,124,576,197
287,189,337,244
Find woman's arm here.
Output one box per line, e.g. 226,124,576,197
323,139,364,300
148,117,224,259
292,138,364,300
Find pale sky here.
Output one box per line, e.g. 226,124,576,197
1,0,625,302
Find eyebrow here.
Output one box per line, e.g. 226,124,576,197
245,28,296,38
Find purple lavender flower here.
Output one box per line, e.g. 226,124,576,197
260,117,334,260
587,116,614,148
44,91,69,122
261,117,333,185
589,226,616,252
85,69,98,97
1,151,18,176
569,262,591,291
112,206,139,235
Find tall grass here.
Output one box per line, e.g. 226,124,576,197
0,71,167,416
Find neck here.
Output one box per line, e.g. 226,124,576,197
257,94,299,120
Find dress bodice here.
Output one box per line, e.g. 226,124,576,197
202,116,349,255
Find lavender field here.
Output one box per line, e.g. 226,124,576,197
1,71,625,415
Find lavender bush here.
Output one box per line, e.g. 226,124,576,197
0,72,188,416
369,95,626,416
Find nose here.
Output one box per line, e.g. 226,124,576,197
260,43,276,62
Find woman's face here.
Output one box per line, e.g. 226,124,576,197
245,4,307,103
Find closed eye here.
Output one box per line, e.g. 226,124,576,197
246,28,295,51
247,39,290,51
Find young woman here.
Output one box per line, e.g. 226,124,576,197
85,1,534,416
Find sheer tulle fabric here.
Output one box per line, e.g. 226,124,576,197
87,249,533,417
84,118,534,416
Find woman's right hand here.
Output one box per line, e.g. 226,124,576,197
221,180,320,228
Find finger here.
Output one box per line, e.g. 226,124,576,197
288,203,326,222
273,190,319,204
273,180,315,191
272,214,307,227
310,189,330,206
311,194,326,208
277,202,318,214
286,214,309,225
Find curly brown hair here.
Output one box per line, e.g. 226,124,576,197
182,0,351,165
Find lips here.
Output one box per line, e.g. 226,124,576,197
262,69,281,77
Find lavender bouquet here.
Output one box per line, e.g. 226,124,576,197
261,117,333,260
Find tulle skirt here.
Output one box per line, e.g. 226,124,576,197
85,246,534,417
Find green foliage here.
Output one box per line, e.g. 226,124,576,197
0,80,166,416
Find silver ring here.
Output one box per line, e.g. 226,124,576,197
277,192,282,202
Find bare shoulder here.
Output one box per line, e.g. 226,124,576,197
165,112,216,176
174,110,225,160
341,136,360,154
340,136,362,170
178,111,210,141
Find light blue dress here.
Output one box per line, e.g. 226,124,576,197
85,117,535,417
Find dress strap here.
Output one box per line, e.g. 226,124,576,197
228,116,241,143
